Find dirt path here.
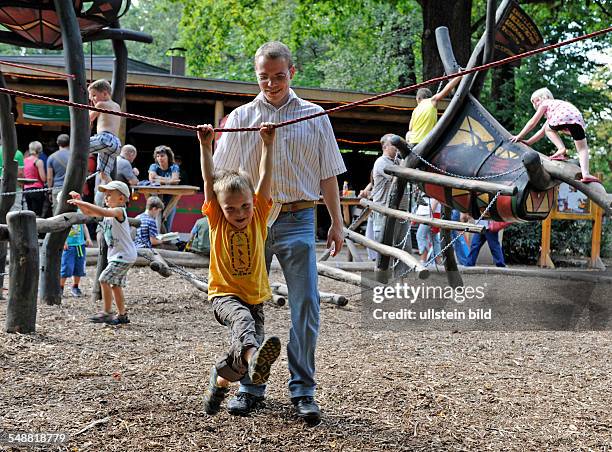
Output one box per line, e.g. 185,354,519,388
1,267,611,451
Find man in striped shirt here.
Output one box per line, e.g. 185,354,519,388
213,41,346,424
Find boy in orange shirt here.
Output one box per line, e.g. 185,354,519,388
197,123,280,416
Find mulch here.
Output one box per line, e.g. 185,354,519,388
1,266,611,451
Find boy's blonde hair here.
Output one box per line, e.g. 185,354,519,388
146,196,164,210
531,88,554,103
416,88,432,101
213,170,254,197
88,79,112,94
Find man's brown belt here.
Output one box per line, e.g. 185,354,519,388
280,200,316,213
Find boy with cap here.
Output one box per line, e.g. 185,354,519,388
68,181,137,325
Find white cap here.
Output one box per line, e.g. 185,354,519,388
98,180,130,199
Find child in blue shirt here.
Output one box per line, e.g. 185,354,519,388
61,217,93,297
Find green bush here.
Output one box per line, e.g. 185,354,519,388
503,218,611,265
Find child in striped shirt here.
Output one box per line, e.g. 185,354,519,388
134,196,164,249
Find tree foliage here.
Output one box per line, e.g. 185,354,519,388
175,0,422,91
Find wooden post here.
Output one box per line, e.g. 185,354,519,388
214,100,224,127
538,214,554,269
6,211,39,333
0,69,20,299
589,202,605,270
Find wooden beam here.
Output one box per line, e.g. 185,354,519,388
385,166,517,196
317,262,379,289
360,199,485,233
344,228,429,280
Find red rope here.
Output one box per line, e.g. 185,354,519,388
0,60,75,79
0,26,609,133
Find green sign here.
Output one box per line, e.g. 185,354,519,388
22,103,70,122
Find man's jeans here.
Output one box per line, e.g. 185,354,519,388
237,207,319,399
466,231,506,267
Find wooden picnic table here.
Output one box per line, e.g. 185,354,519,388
131,184,200,232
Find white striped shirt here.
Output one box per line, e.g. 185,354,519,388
213,89,346,222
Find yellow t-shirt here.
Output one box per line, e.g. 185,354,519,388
408,98,437,144
203,193,272,304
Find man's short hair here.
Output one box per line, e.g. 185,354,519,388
57,134,70,148
88,79,112,94
146,196,164,210
254,41,294,68
121,144,137,158
28,141,43,155
416,88,432,101
380,134,395,146
213,170,255,197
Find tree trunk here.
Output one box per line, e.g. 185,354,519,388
0,70,19,299
41,0,90,305
419,0,472,80
6,211,39,333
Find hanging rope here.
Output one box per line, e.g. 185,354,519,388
0,26,609,134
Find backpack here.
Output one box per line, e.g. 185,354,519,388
185,217,210,255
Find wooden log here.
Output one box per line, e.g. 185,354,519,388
272,294,286,307
360,199,485,233
385,166,517,196
344,228,429,280
345,239,363,262
6,211,39,333
36,213,140,234
542,159,612,216
317,262,379,289
271,282,348,307
86,247,209,268
138,249,172,277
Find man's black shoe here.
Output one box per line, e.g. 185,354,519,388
291,396,321,424
227,392,264,416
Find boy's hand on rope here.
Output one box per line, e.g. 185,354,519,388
68,191,81,201
259,122,276,145
196,124,214,147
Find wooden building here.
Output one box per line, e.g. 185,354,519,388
1,55,446,232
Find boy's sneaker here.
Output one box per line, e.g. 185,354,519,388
203,367,230,415
227,392,265,416
89,312,113,323
248,336,281,385
71,287,83,297
107,314,130,325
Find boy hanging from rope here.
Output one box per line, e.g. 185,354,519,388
197,123,281,416
88,79,122,186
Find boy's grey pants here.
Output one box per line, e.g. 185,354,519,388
212,295,264,382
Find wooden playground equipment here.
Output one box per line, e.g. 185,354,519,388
0,0,610,334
